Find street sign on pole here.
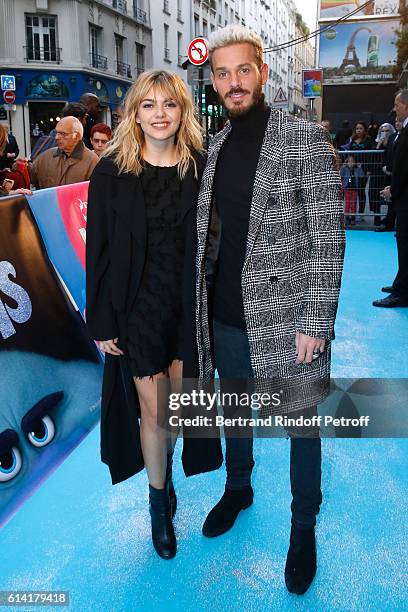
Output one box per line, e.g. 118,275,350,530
187,38,209,66
302,69,323,99
1,75,15,91
272,87,288,109
3,90,15,104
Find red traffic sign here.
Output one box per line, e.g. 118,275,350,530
187,38,209,66
3,90,15,104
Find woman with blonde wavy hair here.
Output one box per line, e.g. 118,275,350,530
86,70,205,560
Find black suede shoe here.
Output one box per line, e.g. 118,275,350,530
285,525,316,595
202,486,253,538
149,485,176,559
166,451,177,518
373,295,408,308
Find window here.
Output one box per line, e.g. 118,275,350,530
194,14,199,37
136,43,145,76
89,25,107,69
177,32,182,66
133,0,147,23
115,34,130,76
90,25,99,58
25,14,59,62
115,34,123,63
203,20,208,38
113,0,127,12
164,24,170,61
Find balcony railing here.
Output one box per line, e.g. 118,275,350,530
133,6,147,23
177,8,182,21
135,67,144,78
113,0,127,13
116,59,132,78
23,46,62,63
178,54,183,67
164,48,170,61
89,52,108,70
163,0,170,13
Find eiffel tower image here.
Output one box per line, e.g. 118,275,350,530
339,27,372,72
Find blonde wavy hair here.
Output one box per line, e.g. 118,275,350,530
103,70,203,178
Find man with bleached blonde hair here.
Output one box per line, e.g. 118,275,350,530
192,25,345,595
27,116,99,189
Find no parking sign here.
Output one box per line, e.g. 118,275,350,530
187,38,209,66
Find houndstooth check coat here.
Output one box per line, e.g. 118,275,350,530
194,109,346,408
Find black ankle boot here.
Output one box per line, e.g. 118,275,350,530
202,486,253,538
285,525,317,595
149,485,177,559
166,451,177,518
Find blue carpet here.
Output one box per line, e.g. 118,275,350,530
2,231,408,611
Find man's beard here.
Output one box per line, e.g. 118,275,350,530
219,80,264,118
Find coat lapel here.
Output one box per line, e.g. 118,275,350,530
242,109,285,274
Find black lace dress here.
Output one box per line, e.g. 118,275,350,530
126,161,185,378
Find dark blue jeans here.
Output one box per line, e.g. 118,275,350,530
213,319,322,529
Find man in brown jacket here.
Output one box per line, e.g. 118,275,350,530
28,116,99,189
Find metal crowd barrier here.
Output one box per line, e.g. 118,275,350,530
336,149,391,229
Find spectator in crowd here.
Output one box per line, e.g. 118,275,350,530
0,125,19,171
31,102,88,160
366,122,396,226
335,119,352,149
373,89,408,308
340,154,364,225
320,119,335,146
1,125,26,189
376,119,402,232
341,121,376,151
26,116,99,189
90,123,112,157
0,181,32,198
80,93,102,148
112,102,125,129
376,122,396,150
368,121,380,141
341,121,376,220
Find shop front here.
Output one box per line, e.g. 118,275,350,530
0,68,131,156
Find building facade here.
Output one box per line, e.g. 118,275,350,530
292,12,316,118
191,0,315,112
0,0,152,155
0,0,315,155
150,0,191,78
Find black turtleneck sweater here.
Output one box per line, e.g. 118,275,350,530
213,101,271,329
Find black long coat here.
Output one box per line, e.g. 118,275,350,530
85,154,222,485
391,125,408,209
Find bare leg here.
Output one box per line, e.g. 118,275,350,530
167,359,183,453
134,372,170,489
